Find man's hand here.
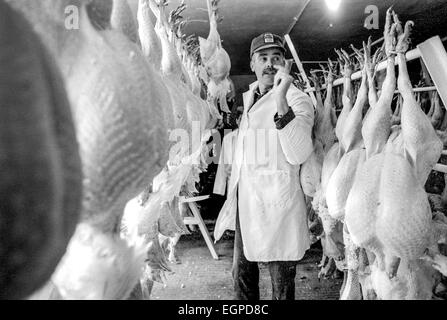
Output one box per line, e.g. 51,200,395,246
273,59,294,96
224,164,232,178
273,59,294,115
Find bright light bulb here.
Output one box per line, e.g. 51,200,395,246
325,0,342,12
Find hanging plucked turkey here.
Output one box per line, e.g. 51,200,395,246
0,0,82,299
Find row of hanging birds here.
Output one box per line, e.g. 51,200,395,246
300,8,447,300
2,0,231,300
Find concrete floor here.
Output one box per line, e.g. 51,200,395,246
151,229,343,300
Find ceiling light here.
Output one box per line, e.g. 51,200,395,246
325,0,342,12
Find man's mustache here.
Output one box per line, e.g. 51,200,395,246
263,68,277,75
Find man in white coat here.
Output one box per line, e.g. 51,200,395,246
213,33,314,300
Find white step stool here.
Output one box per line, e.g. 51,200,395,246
179,195,219,260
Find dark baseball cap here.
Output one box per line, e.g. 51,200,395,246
250,33,286,58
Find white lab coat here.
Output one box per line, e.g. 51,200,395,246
214,81,315,262
213,129,238,196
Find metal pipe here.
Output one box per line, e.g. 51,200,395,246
283,0,315,106
301,61,330,64
309,86,436,94
284,0,312,36
305,36,447,93
285,34,317,106
305,46,422,93
433,163,447,174
393,86,437,94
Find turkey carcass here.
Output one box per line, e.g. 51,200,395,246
199,0,232,113
334,49,354,154
326,44,369,222
0,1,82,299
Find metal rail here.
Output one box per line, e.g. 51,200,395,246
284,0,312,35
305,46,422,93
305,36,447,93
283,0,315,106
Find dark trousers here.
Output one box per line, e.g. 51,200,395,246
232,209,298,300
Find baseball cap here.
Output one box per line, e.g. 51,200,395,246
250,33,286,58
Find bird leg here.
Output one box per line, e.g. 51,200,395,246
318,257,336,279
385,255,401,279
421,248,447,277
318,253,328,268
340,269,362,300
167,234,182,264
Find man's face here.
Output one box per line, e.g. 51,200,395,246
251,48,285,88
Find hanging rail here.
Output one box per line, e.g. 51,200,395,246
305,47,421,93
305,36,447,93
303,35,447,174
434,163,447,174
393,86,437,93
283,0,315,106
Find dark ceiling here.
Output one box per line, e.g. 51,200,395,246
128,0,447,75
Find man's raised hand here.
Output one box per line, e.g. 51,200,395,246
273,59,294,97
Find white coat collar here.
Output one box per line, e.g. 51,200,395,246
242,81,274,113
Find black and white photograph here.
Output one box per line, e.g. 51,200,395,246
2,0,447,306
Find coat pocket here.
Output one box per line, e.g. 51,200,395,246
250,170,295,208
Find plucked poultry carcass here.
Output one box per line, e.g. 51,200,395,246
313,143,345,258
309,63,338,208
138,0,162,69
149,0,215,137
362,38,385,125
429,92,444,130
199,0,232,114
311,71,325,131
111,0,141,46
301,64,341,198
184,35,205,97
326,39,389,225
315,61,338,155
334,49,354,155
326,46,369,223
313,153,344,276
325,43,374,300
169,3,195,91
300,72,324,198
310,65,345,278
0,0,82,299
